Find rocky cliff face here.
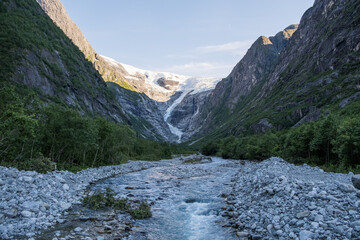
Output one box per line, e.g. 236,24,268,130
36,0,95,59
175,25,298,141
167,90,211,136
186,0,360,143
218,25,298,110
108,83,177,142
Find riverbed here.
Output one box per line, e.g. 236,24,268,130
35,156,240,240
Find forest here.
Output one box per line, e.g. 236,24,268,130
0,86,175,173
201,111,360,173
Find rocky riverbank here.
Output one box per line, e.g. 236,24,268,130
0,160,163,239
223,157,360,239
1,156,360,240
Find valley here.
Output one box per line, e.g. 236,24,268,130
0,0,360,239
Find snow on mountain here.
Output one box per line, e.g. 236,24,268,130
101,55,220,96
100,55,221,142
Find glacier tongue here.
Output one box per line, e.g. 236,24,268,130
164,90,193,142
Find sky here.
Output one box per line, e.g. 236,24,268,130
61,0,314,78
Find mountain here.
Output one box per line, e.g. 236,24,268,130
183,0,360,144
0,0,179,142
101,56,220,142
35,0,220,105
33,0,221,142
169,25,298,141
0,0,128,123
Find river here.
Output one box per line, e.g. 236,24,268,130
38,157,240,240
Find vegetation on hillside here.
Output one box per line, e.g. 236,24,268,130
0,87,175,173
201,111,360,173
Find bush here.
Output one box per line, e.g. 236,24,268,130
22,156,54,173
130,201,152,219
83,188,129,211
201,141,219,156
83,188,151,219
201,113,360,172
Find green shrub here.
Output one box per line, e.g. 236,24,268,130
83,188,130,211
83,188,151,219
130,201,152,219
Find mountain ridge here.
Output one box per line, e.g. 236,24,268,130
183,0,360,145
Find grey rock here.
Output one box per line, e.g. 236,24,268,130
62,184,70,191
311,222,319,229
337,182,356,193
21,210,32,218
236,231,249,238
4,208,18,218
60,202,71,210
74,227,83,232
22,201,41,212
23,176,33,183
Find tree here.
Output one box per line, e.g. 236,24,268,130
333,116,360,166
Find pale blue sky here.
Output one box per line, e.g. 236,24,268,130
61,0,314,78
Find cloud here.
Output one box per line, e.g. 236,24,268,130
197,40,253,55
166,62,233,77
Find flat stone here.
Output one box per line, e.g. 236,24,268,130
23,176,33,183
21,210,32,218
311,222,319,229
22,201,41,211
4,208,18,218
62,184,70,191
236,231,249,237
296,211,311,219
337,182,356,193
74,227,83,232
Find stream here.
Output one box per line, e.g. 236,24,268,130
37,157,240,240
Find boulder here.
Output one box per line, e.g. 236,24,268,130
351,175,360,190
62,184,70,191
299,230,313,240
337,182,356,193
21,210,32,218
4,208,18,218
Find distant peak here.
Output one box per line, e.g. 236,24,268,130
284,24,299,30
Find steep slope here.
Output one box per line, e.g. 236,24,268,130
101,56,220,142
0,0,179,141
34,0,137,91
176,25,298,141
0,0,127,123
189,0,360,144
35,0,219,104
107,83,177,142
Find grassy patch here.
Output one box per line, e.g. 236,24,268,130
83,188,152,219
